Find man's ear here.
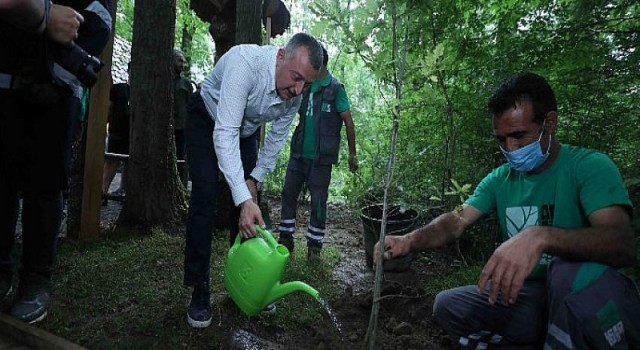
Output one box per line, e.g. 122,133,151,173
276,48,286,63
545,111,558,135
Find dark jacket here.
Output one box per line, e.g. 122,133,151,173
0,0,112,90
290,76,344,165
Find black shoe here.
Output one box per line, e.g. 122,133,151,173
10,287,50,324
187,283,211,328
278,234,294,253
261,303,276,315
307,245,322,262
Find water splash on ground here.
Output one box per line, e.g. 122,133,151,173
317,297,345,344
230,329,284,350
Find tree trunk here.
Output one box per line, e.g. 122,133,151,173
180,21,193,79
120,0,186,228
211,0,264,233
235,0,262,44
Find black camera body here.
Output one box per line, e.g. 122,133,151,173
54,42,104,87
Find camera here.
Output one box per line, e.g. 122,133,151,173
54,42,104,87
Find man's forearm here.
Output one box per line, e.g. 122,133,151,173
539,225,636,267
407,212,466,252
341,111,357,156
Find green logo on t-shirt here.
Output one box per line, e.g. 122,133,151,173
506,205,553,272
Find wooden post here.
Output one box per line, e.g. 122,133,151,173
0,313,87,350
79,35,115,240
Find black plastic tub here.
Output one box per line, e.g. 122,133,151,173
360,204,418,272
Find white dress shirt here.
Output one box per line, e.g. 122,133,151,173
200,45,301,206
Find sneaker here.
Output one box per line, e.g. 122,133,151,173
187,283,212,328
261,303,276,315
10,288,50,324
307,246,322,262
278,234,294,253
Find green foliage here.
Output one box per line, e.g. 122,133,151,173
115,0,214,81
444,179,472,207
114,0,134,41
303,0,639,259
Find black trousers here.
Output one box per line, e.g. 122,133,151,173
0,86,72,288
182,94,257,287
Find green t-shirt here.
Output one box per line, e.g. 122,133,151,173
301,73,351,160
465,144,633,280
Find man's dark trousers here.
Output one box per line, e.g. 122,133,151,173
0,87,71,290
183,93,257,287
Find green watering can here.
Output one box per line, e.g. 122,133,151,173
224,225,319,316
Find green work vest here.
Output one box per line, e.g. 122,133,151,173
290,76,344,165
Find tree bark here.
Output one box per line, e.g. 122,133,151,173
120,0,186,228
180,21,193,79
211,0,264,233
235,0,262,44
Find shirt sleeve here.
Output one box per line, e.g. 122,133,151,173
251,100,300,182
465,168,499,215
212,59,255,206
335,85,351,113
577,152,633,218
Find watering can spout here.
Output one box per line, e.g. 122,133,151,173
268,281,320,304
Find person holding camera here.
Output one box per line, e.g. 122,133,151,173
0,0,112,323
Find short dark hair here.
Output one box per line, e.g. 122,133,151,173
487,72,557,124
284,33,323,71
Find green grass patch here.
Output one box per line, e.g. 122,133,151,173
421,264,484,293
42,229,342,348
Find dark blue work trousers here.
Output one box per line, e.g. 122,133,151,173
279,157,332,248
433,258,640,349
183,93,257,287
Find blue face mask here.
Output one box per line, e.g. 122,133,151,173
500,121,551,172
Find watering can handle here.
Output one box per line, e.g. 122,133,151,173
231,226,279,250
255,225,279,249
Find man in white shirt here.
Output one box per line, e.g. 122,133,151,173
183,33,323,328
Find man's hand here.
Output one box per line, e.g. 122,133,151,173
373,234,411,264
348,154,358,173
46,3,84,46
477,227,545,305
238,200,264,238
